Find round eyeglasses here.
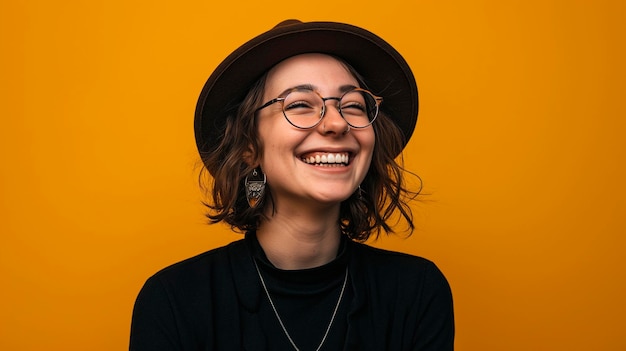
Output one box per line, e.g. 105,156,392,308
255,87,383,129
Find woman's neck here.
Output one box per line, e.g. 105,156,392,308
256,204,342,270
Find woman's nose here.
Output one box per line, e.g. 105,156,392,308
318,102,349,135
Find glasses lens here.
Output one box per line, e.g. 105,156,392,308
340,90,379,128
282,90,324,129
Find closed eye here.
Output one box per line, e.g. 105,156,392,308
285,101,316,111
286,100,313,108
341,102,367,115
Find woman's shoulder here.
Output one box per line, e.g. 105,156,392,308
350,240,436,268
348,241,450,290
145,239,247,285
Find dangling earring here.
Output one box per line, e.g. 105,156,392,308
356,185,364,200
245,168,266,208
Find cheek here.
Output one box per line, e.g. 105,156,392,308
257,124,296,172
256,120,279,158
361,130,376,175
360,129,376,157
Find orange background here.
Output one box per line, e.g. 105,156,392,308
1,0,624,350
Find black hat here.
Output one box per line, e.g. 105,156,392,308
195,19,418,162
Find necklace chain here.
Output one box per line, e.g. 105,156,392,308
253,260,349,351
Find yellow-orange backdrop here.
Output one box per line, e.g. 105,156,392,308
1,0,624,350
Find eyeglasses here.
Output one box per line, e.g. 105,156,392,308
255,87,383,129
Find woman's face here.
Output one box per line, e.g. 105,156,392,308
256,53,375,208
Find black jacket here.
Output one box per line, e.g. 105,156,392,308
130,234,454,350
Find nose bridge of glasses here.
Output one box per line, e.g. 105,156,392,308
320,96,342,117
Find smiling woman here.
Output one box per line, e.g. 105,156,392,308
254,54,377,225
129,19,454,350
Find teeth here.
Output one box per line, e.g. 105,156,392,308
302,153,349,165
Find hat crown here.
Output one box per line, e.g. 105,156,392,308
273,19,303,28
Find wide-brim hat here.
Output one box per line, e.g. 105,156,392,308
195,19,418,162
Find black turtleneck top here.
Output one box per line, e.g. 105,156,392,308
130,232,454,350
251,234,351,350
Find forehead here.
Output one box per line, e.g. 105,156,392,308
264,53,359,96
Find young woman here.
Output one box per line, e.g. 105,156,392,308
130,20,454,350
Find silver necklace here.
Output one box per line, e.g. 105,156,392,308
253,260,349,351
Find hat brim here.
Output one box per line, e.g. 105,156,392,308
195,20,418,160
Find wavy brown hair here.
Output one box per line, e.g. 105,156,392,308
198,58,421,242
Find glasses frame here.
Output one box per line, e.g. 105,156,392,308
255,87,383,129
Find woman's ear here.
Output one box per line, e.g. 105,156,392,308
242,144,256,166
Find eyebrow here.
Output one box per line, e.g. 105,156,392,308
277,84,359,97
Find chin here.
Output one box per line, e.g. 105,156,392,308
312,190,354,204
